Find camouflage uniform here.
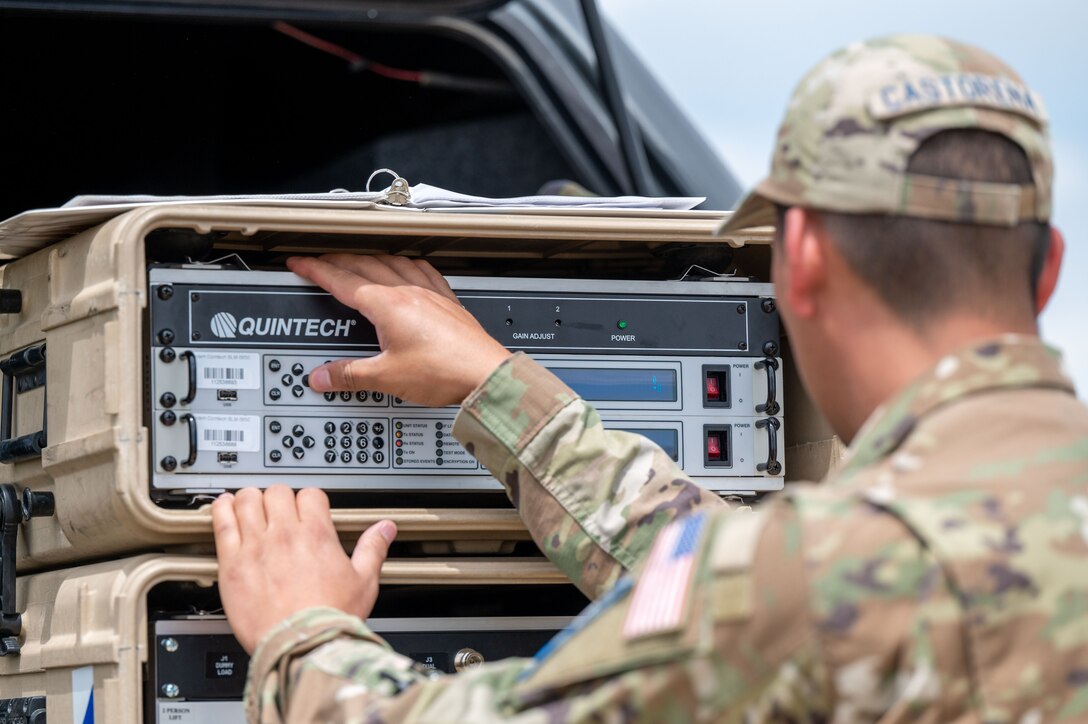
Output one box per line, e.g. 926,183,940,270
247,339,1088,722
244,36,1088,722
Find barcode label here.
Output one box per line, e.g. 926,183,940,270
195,353,260,390
204,428,245,442
204,367,245,380
196,415,260,452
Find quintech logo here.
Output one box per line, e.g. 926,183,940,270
208,311,355,339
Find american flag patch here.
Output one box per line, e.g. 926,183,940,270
623,513,707,640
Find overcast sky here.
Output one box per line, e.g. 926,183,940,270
601,0,1087,394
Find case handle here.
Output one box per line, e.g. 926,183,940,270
181,414,199,468
755,417,782,476
0,344,47,465
1,484,55,656
754,357,780,416
179,350,197,405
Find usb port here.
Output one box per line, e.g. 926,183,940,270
217,389,238,402
217,452,238,465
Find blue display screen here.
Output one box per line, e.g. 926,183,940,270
551,368,678,403
618,428,680,461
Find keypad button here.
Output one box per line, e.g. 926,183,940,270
292,447,305,460
324,436,336,449
302,436,315,449
292,385,305,398
282,436,294,448
269,450,282,462
356,450,369,464
324,451,336,463
291,363,304,376
340,436,352,449
281,374,293,386
268,359,282,372
435,431,443,439
435,447,443,457
435,422,443,430
340,422,352,434
292,424,305,437
436,458,444,466
323,392,336,402
395,458,403,466
372,392,385,403
373,451,385,464
373,423,385,435
339,392,352,402
373,437,385,450
269,420,282,434
356,436,369,449
355,391,369,402
435,439,443,448
355,421,369,435
324,421,336,434
341,451,353,463
269,388,282,400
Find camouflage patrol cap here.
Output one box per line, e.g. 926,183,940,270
718,35,1052,234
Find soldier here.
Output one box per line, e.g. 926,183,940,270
212,35,1088,721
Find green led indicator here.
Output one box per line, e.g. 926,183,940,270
617,320,628,330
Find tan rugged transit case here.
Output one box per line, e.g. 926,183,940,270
0,554,575,723
0,204,841,573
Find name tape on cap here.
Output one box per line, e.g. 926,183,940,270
868,73,1047,124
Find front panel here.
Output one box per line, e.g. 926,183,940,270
149,269,785,494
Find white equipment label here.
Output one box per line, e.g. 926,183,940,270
196,415,260,452
196,352,260,389
158,701,246,724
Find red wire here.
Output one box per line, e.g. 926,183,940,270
273,21,423,84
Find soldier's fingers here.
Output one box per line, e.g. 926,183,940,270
319,254,414,288
286,257,382,319
308,355,388,393
412,260,459,302
372,255,435,288
264,484,300,526
297,488,336,536
233,487,267,537
211,493,241,554
351,520,397,578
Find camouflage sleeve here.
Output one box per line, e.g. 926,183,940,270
453,353,725,599
244,606,537,723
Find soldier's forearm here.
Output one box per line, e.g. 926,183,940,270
454,353,724,599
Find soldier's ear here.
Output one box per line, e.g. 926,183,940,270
1035,226,1064,315
780,207,826,319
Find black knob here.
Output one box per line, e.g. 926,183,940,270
270,450,282,463
292,447,305,460
269,420,282,434
269,388,282,400
291,363,304,376
302,436,315,449
292,385,305,398
161,456,178,472
291,424,305,437
268,359,281,372
324,450,336,463
160,392,177,408
21,488,55,520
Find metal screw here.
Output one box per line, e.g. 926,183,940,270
161,683,180,698
191,293,201,302
160,392,177,408
160,410,177,426
738,341,748,351
158,329,175,345
762,341,779,356
161,456,178,472
159,347,176,363
761,299,777,314
157,285,174,301
192,331,202,340
161,637,179,653
736,304,746,314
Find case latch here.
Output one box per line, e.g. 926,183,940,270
0,343,47,464
0,484,55,656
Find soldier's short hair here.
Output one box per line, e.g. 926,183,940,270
777,129,1051,327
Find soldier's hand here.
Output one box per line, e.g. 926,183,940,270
286,254,512,407
212,486,396,654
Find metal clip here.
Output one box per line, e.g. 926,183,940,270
367,168,412,206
